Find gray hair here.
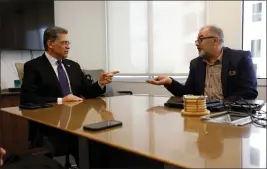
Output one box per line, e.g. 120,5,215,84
201,25,224,44
43,26,68,50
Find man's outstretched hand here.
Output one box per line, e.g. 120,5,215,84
146,76,172,85
99,70,120,86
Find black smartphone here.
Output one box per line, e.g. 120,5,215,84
83,120,122,131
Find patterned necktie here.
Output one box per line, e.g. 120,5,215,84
57,60,71,96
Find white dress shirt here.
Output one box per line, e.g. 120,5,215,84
45,52,72,103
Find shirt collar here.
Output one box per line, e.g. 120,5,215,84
45,52,59,66
203,49,223,65
218,49,223,62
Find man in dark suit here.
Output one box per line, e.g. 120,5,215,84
20,27,119,104
20,26,119,166
147,25,258,100
1,147,63,169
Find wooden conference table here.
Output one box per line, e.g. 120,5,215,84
1,95,266,168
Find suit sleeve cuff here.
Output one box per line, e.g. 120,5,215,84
57,98,63,104
98,81,105,89
164,77,174,88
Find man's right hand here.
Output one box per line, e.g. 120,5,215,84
0,147,6,166
63,94,83,102
146,76,172,85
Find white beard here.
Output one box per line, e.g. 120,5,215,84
198,50,206,57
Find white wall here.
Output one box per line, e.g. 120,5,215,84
54,1,106,70
206,1,243,49
0,50,43,88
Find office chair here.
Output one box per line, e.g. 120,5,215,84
15,62,25,85
42,137,77,169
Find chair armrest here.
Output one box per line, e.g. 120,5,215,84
100,91,133,97
116,91,133,95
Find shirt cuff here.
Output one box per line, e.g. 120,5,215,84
98,81,105,89
57,98,63,104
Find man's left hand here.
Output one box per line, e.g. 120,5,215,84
63,101,83,108
99,70,120,86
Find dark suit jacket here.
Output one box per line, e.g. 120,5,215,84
165,47,258,100
20,53,105,104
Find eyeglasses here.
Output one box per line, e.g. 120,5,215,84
57,41,71,46
195,36,215,44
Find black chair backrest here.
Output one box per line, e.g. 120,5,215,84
84,74,94,84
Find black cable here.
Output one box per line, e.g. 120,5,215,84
235,99,266,128
222,98,266,128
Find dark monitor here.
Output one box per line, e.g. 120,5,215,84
0,0,55,50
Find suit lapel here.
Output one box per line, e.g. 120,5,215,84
40,54,62,95
221,47,230,96
198,60,206,95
